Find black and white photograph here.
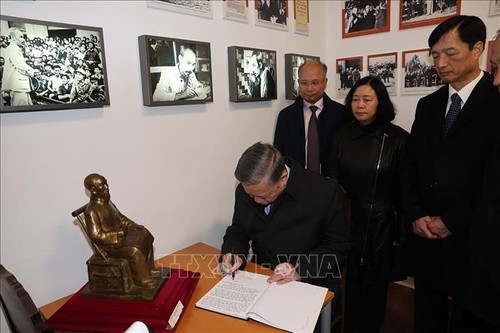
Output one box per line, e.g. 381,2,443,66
400,0,461,30
146,0,213,18
138,35,213,106
255,0,288,31
402,48,444,95
336,56,363,99
284,53,320,100
228,46,277,102
368,52,397,95
489,0,500,16
342,0,390,38
0,15,110,113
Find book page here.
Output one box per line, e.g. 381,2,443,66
195,271,270,319
248,280,328,333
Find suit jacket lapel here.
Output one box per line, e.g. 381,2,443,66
430,86,448,151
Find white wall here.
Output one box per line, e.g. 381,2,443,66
0,0,498,321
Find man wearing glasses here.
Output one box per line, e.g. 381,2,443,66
273,60,348,176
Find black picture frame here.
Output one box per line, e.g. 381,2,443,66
0,15,110,113
138,35,213,107
228,46,277,102
284,53,320,100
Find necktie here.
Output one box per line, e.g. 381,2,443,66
307,105,320,173
442,93,462,134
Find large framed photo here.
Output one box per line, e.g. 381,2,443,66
138,35,213,106
255,0,288,31
146,0,213,19
228,46,277,102
1,15,110,113
402,48,444,95
336,56,363,99
368,52,398,96
342,0,390,39
284,53,320,100
400,0,461,30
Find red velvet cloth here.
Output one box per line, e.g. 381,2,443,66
46,269,200,332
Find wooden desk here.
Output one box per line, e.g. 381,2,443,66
40,242,334,333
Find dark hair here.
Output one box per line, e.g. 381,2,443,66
345,76,396,124
428,15,486,50
234,142,285,185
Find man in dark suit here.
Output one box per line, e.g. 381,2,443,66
401,16,500,333
220,142,351,293
273,60,348,176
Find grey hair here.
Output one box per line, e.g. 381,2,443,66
234,142,285,185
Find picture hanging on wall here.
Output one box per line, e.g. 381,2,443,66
0,15,110,113
255,0,288,31
489,0,500,16
146,0,213,19
401,48,444,95
228,46,277,102
336,56,363,99
138,35,213,106
293,0,309,35
400,0,461,30
342,0,390,39
223,0,249,23
284,53,320,100
368,52,398,96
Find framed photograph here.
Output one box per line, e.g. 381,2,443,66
284,53,320,100
223,0,249,23
293,0,309,35
489,0,500,16
368,52,398,95
228,46,277,102
255,0,288,31
138,35,213,106
342,0,390,38
0,15,110,113
400,0,461,30
146,0,213,19
336,56,363,99
402,48,444,95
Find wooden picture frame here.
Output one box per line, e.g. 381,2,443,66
284,53,320,100
228,46,277,102
368,52,398,95
401,48,444,95
0,15,110,113
138,35,213,106
146,0,213,19
335,56,363,99
254,0,288,31
400,0,461,30
342,0,390,39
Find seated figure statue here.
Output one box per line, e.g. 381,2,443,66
83,173,160,289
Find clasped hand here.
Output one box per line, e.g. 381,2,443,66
412,215,451,239
267,262,300,285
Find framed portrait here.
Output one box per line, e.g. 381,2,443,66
342,0,390,39
223,0,249,23
368,52,398,96
336,56,363,99
400,0,461,30
255,0,288,31
284,53,320,100
401,48,444,95
489,0,500,16
138,35,213,106
228,46,277,102
146,0,213,19
0,15,110,113
293,0,309,35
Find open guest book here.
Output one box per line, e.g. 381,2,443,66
195,270,328,333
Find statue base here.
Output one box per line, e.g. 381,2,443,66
46,268,200,333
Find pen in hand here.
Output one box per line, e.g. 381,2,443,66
231,250,236,280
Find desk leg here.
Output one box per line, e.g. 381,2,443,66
320,301,331,333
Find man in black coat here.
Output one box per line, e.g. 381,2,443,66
273,60,348,176
401,16,500,333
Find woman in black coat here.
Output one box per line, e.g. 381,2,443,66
327,76,408,333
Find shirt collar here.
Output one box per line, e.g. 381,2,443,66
448,71,483,106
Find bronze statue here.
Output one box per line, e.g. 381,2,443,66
73,173,168,300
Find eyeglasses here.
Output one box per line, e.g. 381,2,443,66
298,79,325,88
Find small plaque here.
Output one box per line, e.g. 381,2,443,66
167,300,184,329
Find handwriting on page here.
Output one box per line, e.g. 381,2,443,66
197,280,262,315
